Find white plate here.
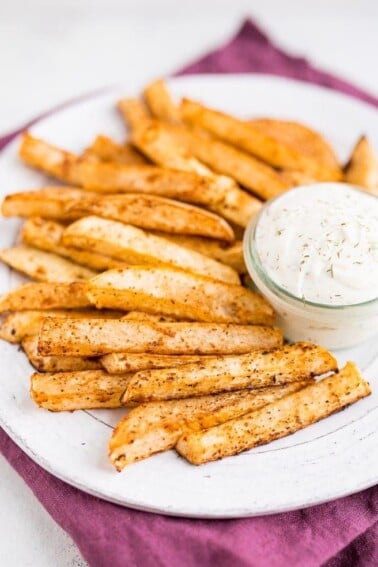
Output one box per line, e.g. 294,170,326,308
0,75,377,518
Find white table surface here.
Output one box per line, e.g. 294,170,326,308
0,0,376,564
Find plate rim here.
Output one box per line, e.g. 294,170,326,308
0,73,377,518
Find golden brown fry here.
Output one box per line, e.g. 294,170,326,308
38,318,283,356
181,99,342,181
0,245,96,282
83,135,148,165
124,342,337,403
62,216,240,284
1,187,92,220
154,233,246,273
31,369,132,411
0,309,123,343
249,118,341,173
101,353,215,374
122,311,177,322
130,120,262,226
18,132,82,184
21,218,128,272
278,170,317,187
176,362,371,464
66,193,235,241
117,98,152,129
131,118,212,175
148,121,290,199
344,136,378,194
143,79,181,122
79,160,259,227
87,266,273,324
22,335,101,372
0,282,90,312
110,381,310,469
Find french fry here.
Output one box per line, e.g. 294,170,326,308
176,362,371,464
31,369,132,411
131,119,262,225
76,160,260,227
83,135,148,165
124,342,337,403
1,187,92,220
0,282,91,312
0,309,124,343
131,118,212,175
122,311,177,322
0,245,96,282
87,266,273,324
117,98,152,129
22,335,101,372
344,136,378,194
143,121,290,200
143,79,181,122
278,170,317,187
249,118,341,173
101,353,216,374
21,218,129,272
65,193,235,241
110,381,310,469
18,132,82,184
62,216,240,284
37,318,283,356
154,233,246,273
181,99,342,181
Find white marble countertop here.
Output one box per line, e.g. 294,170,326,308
0,0,376,564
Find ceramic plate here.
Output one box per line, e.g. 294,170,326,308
0,75,377,518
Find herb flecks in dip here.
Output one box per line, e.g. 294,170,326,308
255,184,378,306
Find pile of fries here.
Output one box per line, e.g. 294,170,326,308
0,79,374,469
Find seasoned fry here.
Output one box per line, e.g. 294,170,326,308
0,282,90,312
249,118,340,173
124,342,337,403
21,218,128,271
31,369,132,411
22,335,101,372
122,311,177,322
0,245,96,282
344,136,378,194
176,362,371,464
154,233,246,273
83,135,148,165
117,98,152,129
0,309,123,343
38,318,283,356
66,193,235,240
62,216,240,284
131,119,262,224
143,79,181,122
87,266,273,324
144,121,290,199
18,132,82,184
110,381,310,469
79,160,260,227
101,353,215,374
1,187,92,220
131,118,212,175
278,170,317,187
181,99,342,181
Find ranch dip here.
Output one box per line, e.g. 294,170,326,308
254,184,378,306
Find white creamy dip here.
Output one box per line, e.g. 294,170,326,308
254,184,378,306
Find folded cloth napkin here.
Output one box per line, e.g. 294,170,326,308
0,18,377,567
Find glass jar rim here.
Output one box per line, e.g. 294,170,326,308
243,185,378,313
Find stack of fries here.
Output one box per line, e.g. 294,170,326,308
0,79,373,468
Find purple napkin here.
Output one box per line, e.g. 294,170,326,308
1,19,377,567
